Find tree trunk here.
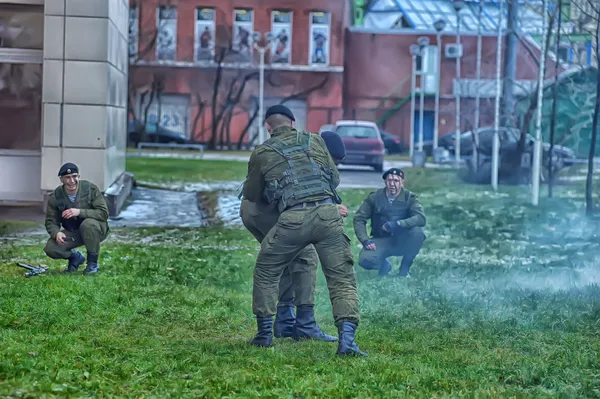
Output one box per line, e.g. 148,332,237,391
142,89,155,143
501,0,518,129
190,93,205,143
548,0,563,197
586,14,600,217
237,101,259,149
210,48,226,150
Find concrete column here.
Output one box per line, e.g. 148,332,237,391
41,0,129,193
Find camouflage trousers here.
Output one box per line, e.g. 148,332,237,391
252,203,360,326
44,219,109,259
240,199,317,306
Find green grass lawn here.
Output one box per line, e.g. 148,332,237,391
126,157,248,185
1,163,599,397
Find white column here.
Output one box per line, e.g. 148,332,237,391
41,0,129,192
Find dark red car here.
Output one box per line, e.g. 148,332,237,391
333,120,385,172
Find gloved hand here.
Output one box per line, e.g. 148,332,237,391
363,240,376,251
382,220,404,234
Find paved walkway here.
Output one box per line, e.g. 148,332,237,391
109,188,205,228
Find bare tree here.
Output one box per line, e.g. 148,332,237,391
576,0,600,216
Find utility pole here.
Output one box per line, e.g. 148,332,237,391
453,0,465,168
548,0,563,197
491,0,504,191
473,0,483,173
532,0,549,206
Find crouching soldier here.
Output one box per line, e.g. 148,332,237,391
353,168,426,277
43,162,109,274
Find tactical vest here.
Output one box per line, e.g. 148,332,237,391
371,188,411,238
262,132,337,212
53,180,92,232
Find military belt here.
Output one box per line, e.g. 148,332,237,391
286,198,334,211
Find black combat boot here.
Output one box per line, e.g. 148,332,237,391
83,252,99,275
64,250,85,273
249,316,274,347
336,321,368,357
398,257,414,277
378,258,392,276
274,303,295,338
292,305,338,342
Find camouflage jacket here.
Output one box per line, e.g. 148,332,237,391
45,180,109,238
242,126,340,206
353,188,426,243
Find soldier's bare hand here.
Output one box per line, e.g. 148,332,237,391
62,208,80,219
337,204,349,217
56,232,66,244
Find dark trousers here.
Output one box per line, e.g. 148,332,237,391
44,219,109,259
358,227,425,272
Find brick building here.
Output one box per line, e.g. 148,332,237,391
128,0,349,147
128,0,564,149
344,28,563,146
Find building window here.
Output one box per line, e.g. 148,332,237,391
0,4,43,50
156,5,177,61
195,8,215,62
271,10,292,64
309,11,330,66
129,4,139,61
0,4,43,151
233,9,254,61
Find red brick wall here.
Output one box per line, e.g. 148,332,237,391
130,0,347,145
130,65,344,143
344,31,565,146
132,0,347,66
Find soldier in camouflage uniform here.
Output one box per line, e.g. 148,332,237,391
243,105,366,356
239,131,347,342
44,162,110,274
353,168,426,277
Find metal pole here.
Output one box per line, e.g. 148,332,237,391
454,13,461,167
532,0,548,206
418,47,425,152
410,54,416,158
491,0,504,191
258,47,265,144
473,1,482,169
434,31,442,151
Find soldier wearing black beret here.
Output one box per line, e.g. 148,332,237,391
241,103,366,356
352,167,427,277
43,162,110,275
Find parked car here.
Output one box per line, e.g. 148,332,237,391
440,127,576,166
437,127,577,184
380,130,404,154
333,120,385,172
319,124,335,134
127,120,189,146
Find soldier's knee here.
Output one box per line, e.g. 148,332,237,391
406,227,426,244
358,253,379,270
79,219,101,234
43,240,62,259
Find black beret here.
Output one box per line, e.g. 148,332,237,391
58,162,79,177
382,167,404,180
264,104,295,122
321,131,346,161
